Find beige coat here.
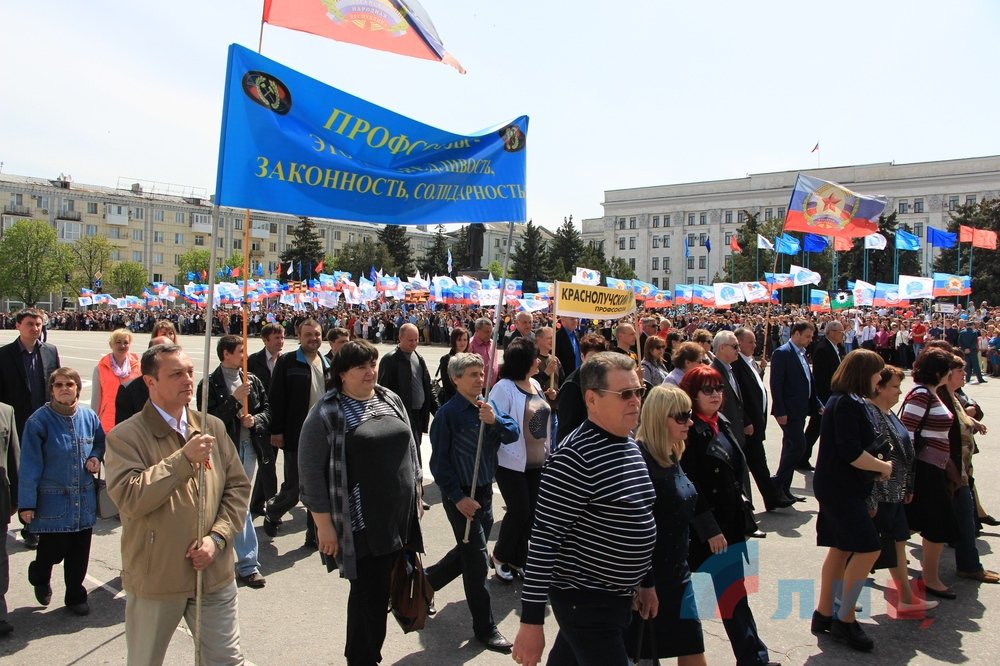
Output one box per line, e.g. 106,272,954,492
105,401,249,598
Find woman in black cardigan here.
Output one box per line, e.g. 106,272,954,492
680,365,773,666
435,327,469,406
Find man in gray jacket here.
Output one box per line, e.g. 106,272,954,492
0,402,18,636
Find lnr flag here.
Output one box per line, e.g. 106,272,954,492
783,174,887,239
262,0,465,72
215,45,527,225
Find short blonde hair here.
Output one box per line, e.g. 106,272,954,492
635,386,691,467
109,328,132,346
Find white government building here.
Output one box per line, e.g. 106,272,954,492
581,155,1000,290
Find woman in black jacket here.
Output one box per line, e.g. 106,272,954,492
436,327,469,406
680,365,772,666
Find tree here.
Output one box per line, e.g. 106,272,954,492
336,240,393,284
933,198,1000,302
0,220,72,306
109,261,149,296
509,220,548,292
486,260,506,279
280,217,325,281
546,256,571,282
727,215,782,284
548,215,584,273
606,256,637,280
450,225,471,273
418,225,450,277
577,241,609,279
68,236,113,291
377,224,413,277
177,248,212,283
839,212,920,287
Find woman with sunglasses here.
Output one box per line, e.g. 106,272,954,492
626,386,706,665
679,365,774,666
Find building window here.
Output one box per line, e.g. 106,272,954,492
269,242,277,252
233,239,242,250
218,217,226,229
967,195,977,205
217,237,224,249
87,202,98,215
913,199,924,214
652,237,660,248
914,223,924,237
132,251,143,262
699,213,707,225
652,216,660,228
687,256,695,270
698,256,706,269
698,277,706,285
108,227,122,240
251,241,261,251
152,273,163,283
765,208,773,221
153,231,164,243
58,222,81,241
652,277,659,288
725,232,734,244
234,218,243,231
133,208,144,220
629,237,637,250
133,229,144,241
898,200,908,214
664,257,670,270
628,258,635,270
738,210,745,224
194,235,204,246
725,210,732,224
154,210,164,222
495,238,501,247
687,233,696,247
629,217,637,229
174,254,181,266
153,252,164,265
335,230,342,240
949,196,959,211
664,215,671,227
619,237,626,250
778,207,785,219
699,233,707,246
175,212,185,224
687,213,695,226
111,249,121,261
664,235,671,248
86,224,98,237
618,218,626,230
193,213,210,227
320,229,327,239
174,233,184,244
651,257,659,270
662,278,670,290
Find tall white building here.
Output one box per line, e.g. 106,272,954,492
581,156,1000,289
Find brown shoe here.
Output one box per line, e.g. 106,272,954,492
238,571,267,588
957,569,1000,583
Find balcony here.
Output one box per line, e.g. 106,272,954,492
57,209,82,221
191,219,213,234
250,221,270,239
3,205,31,216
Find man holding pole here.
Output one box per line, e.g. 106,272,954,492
425,352,519,653
105,343,250,665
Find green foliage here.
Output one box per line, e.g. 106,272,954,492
933,198,1000,302
418,225,451,277
546,256,571,282
0,220,73,306
335,240,393,283
68,236,113,291
839,212,920,286
450,225,470,273
109,261,149,296
509,220,548,292
176,248,212,283
280,217,325,280
606,256,637,280
377,224,413,276
486,260,506,279
548,215,584,273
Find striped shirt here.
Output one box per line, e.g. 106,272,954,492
520,420,656,625
899,386,953,469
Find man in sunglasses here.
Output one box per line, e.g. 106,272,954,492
512,352,656,666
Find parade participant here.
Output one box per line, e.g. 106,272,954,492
150,320,178,343
554,333,609,438
246,322,283,517
427,352,519,653
299,340,424,666
613,322,640,362
665,342,705,386
197,335,271,589
512,353,656,666
469,318,500,388
641,335,669,387
0,401,16,637
91,328,141,434
626,385,707,666
325,326,351,364
680,365,774,665
533,326,565,391
488,338,555,582
105,343,250,665
800,321,845,472
505,311,534,348
810,350,891,652
19,368,104,616
377,323,437,461
555,316,583,376
436,327,469,407
957,321,987,384
114,335,173,426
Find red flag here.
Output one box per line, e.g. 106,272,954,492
231,266,242,278
315,260,325,274
200,270,208,280
960,225,975,242
729,236,741,253
783,175,886,239
833,236,853,252
973,228,998,250
262,0,465,73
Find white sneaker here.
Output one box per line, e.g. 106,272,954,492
897,598,939,613
492,556,515,583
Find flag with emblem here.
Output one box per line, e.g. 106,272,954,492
783,174,887,239
932,273,971,297
831,291,854,310
809,289,831,313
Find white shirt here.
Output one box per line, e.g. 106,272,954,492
266,350,279,374
152,402,190,439
739,352,768,415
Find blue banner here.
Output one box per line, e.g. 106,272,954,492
215,44,528,225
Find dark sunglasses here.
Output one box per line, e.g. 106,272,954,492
669,410,693,424
699,385,725,395
598,386,646,401
52,381,77,389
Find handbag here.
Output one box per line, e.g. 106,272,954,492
429,365,443,404
388,549,433,633
95,465,118,519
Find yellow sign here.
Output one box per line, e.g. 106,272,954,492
553,281,636,320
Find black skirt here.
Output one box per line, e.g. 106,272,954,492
905,460,958,544
624,569,704,659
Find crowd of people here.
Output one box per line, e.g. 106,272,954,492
0,298,998,664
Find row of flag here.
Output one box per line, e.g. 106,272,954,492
744,224,997,256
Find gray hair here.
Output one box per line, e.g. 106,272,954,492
448,352,484,379
712,330,738,354
474,318,493,331
733,327,754,343
580,352,636,392
515,312,532,323
825,321,844,333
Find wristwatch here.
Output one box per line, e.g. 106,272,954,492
209,532,227,551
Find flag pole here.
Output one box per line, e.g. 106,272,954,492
968,246,974,308
258,0,266,53
463,219,516,543
242,209,251,415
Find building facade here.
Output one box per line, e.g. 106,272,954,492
582,156,1000,290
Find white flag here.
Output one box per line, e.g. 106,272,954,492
573,267,601,285
898,275,933,300
789,264,822,286
757,236,774,251
864,233,887,250
713,282,745,306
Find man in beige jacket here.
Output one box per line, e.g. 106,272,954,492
106,343,250,665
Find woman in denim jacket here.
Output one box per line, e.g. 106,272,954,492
18,367,105,616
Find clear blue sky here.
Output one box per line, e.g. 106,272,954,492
3,1,998,231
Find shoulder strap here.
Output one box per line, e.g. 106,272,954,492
899,386,933,439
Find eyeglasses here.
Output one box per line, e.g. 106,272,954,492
669,410,693,424
52,381,76,389
699,385,725,395
598,386,646,401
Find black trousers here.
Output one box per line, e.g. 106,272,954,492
266,447,300,520
547,589,633,666
494,466,542,569
345,550,398,666
28,529,93,606
742,435,780,510
405,409,424,466
801,413,822,467
250,445,279,513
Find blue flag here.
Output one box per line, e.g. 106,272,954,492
896,228,921,251
705,237,712,253
803,234,830,253
215,44,528,225
684,236,690,258
927,227,957,249
776,233,801,255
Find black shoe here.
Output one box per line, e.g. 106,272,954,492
980,514,1000,526
422,501,431,511
924,585,957,600
750,530,768,538
238,571,267,588
0,620,12,637
34,584,52,606
262,516,279,538
788,494,807,502
476,629,513,654
68,602,90,616
810,610,832,635
22,531,38,550
795,463,815,472
830,618,874,651
249,505,266,517
766,497,796,511
302,538,318,551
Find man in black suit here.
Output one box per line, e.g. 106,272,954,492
732,327,790,512
0,309,60,549
638,316,658,361
554,316,582,377
799,321,845,471
263,319,328,545
504,312,534,349
377,323,436,462
114,335,174,425
246,323,284,516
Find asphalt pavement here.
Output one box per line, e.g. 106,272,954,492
2,329,999,664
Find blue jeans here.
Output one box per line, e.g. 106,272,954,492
234,440,260,577
953,485,983,573
965,351,985,382
772,418,806,496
